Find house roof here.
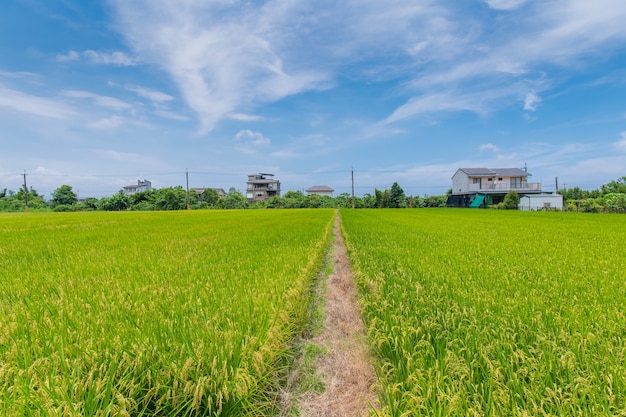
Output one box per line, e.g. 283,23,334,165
457,168,530,177
306,185,334,192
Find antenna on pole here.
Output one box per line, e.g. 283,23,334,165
23,170,29,212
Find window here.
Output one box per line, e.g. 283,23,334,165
511,177,523,188
473,178,481,184
487,178,493,181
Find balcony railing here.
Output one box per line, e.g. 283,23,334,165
466,182,541,192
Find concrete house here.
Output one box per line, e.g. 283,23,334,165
306,185,334,197
122,179,152,195
246,173,281,202
447,168,542,208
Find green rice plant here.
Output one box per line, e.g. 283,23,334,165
0,209,334,416
340,209,626,417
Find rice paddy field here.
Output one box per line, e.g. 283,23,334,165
0,210,334,416
340,209,626,416
2,208,626,416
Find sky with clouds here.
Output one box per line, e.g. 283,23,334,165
1,0,626,198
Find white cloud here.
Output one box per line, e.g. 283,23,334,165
93,149,158,165
614,132,626,151
127,86,173,103
480,143,500,152
88,116,125,130
0,84,75,119
56,50,136,65
484,0,528,10
60,90,133,111
524,91,541,111
154,110,190,121
56,50,80,62
233,129,270,147
229,113,264,122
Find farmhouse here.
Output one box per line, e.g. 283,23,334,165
518,194,563,211
121,179,152,195
447,168,543,208
306,185,334,197
246,173,281,202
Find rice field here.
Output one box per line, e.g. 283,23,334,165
340,209,626,416
3,208,626,416
0,210,334,416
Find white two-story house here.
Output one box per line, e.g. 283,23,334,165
447,168,542,208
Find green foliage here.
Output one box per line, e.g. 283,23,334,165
51,184,78,207
341,209,626,416
155,186,186,210
99,192,130,211
499,189,520,209
200,188,220,206
222,188,249,209
388,182,406,208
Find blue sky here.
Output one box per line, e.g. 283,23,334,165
1,0,626,199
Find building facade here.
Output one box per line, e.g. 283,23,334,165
122,179,152,195
305,185,334,197
246,173,281,202
447,168,542,208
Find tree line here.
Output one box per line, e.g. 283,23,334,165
0,182,449,212
558,176,626,213
5,176,622,212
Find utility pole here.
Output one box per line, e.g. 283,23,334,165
23,170,28,212
185,169,190,210
351,167,355,209
555,177,559,192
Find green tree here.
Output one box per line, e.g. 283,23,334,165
99,193,130,211
283,190,306,208
223,188,248,209
601,176,626,195
51,185,78,206
388,182,406,208
374,189,390,208
501,190,520,209
15,187,47,210
155,187,186,210
335,192,354,208
200,188,220,206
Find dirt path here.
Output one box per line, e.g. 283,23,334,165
296,213,378,416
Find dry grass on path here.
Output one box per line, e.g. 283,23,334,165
291,213,378,417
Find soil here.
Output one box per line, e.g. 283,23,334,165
296,213,378,416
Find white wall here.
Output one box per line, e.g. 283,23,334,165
518,195,563,211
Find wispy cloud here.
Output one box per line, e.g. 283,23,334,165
60,90,133,111
126,86,173,103
109,1,332,134
484,0,528,10
154,110,189,121
233,129,270,147
229,113,265,122
614,132,626,151
92,149,159,165
381,0,626,125
524,92,541,111
57,49,136,66
480,143,500,153
88,116,125,130
0,84,75,119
